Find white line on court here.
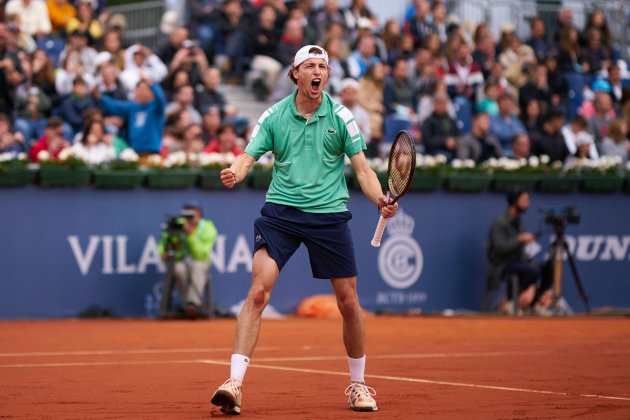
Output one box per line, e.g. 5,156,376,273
0,347,279,358
253,351,551,362
0,357,628,403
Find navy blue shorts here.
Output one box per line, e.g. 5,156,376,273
253,203,357,279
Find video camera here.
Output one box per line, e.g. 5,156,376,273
542,206,581,230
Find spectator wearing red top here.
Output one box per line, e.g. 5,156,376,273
29,117,70,162
204,123,243,156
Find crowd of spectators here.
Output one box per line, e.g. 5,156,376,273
1,0,629,167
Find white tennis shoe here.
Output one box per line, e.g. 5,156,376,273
345,382,378,412
211,378,242,415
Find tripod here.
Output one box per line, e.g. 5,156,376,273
548,224,590,314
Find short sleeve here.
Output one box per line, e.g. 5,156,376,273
335,105,366,158
244,109,274,160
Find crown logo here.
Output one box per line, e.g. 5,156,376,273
386,209,415,236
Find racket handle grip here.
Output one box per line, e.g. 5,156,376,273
371,215,388,248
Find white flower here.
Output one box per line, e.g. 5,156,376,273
147,154,162,167
519,158,527,167
551,160,563,170
37,150,51,161
57,148,71,162
540,155,550,165
626,161,630,171
119,148,139,162
435,154,447,164
528,156,539,167
451,159,463,169
487,158,498,168
464,159,475,168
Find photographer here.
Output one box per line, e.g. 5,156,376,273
158,201,218,318
487,189,552,315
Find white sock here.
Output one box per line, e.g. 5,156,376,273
230,354,250,383
347,355,366,383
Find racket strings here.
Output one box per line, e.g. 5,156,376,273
388,137,415,196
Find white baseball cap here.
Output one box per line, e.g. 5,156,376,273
293,45,329,67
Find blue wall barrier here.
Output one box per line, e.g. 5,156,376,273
1,187,629,319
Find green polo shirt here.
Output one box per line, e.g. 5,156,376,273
245,91,366,213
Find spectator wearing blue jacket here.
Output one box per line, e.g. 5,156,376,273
95,75,166,155
490,93,527,156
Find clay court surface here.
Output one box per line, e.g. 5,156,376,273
1,317,629,419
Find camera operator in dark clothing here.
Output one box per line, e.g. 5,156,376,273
487,189,553,314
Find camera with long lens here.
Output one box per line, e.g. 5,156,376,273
161,214,192,258
543,206,581,230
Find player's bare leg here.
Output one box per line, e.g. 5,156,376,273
331,277,377,412
211,248,279,415
233,247,279,356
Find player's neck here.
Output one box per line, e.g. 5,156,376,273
295,91,322,119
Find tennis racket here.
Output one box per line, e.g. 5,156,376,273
371,130,416,247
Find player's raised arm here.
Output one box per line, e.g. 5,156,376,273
349,151,398,219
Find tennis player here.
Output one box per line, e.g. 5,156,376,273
211,45,398,415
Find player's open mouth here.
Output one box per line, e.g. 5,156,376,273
311,79,321,93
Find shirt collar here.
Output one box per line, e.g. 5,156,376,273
290,90,329,119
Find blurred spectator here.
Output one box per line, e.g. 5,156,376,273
421,92,459,158
96,76,166,157
31,48,56,98
47,0,76,33
601,118,630,164
384,57,417,121
276,18,304,68
120,44,168,92
0,113,25,153
430,1,447,44
66,0,103,46
204,123,243,155
201,105,222,144
290,0,318,45
355,16,387,63
518,63,556,117
607,63,625,109
181,123,205,154
490,93,526,154
6,13,37,53
216,0,252,84
59,29,98,75
14,85,53,146
553,7,578,46
586,87,616,145
102,31,125,70
499,33,536,88
456,112,503,163
557,26,586,73
511,133,531,159
59,76,96,136
338,77,370,144
580,79,614,119
96,61,127,101
530,110,569,162
189,0,220,62
0,23,25,115
70,118,116,164
472,31,496,79
55,48,96,96
249,5,283,101
526,18,549,63
322,36,348,97
561,115,598,159
29,116,70,162
342,0,375,40
583,9,613,58
195,67,237,119
521,98,542,133
417,80,456,125
445,42,483,104
356,62,385,153
319,21,350,60
477,80,500,116
404,0,433,50
105,14,128,47
313,0,345,41
543,54,568,106
5,0,52,37
570,132,596,161
157,26,189,68
381,18,402,65
346,33,380,79
581,28,611,75
166,84,203,126
412,47,439,98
